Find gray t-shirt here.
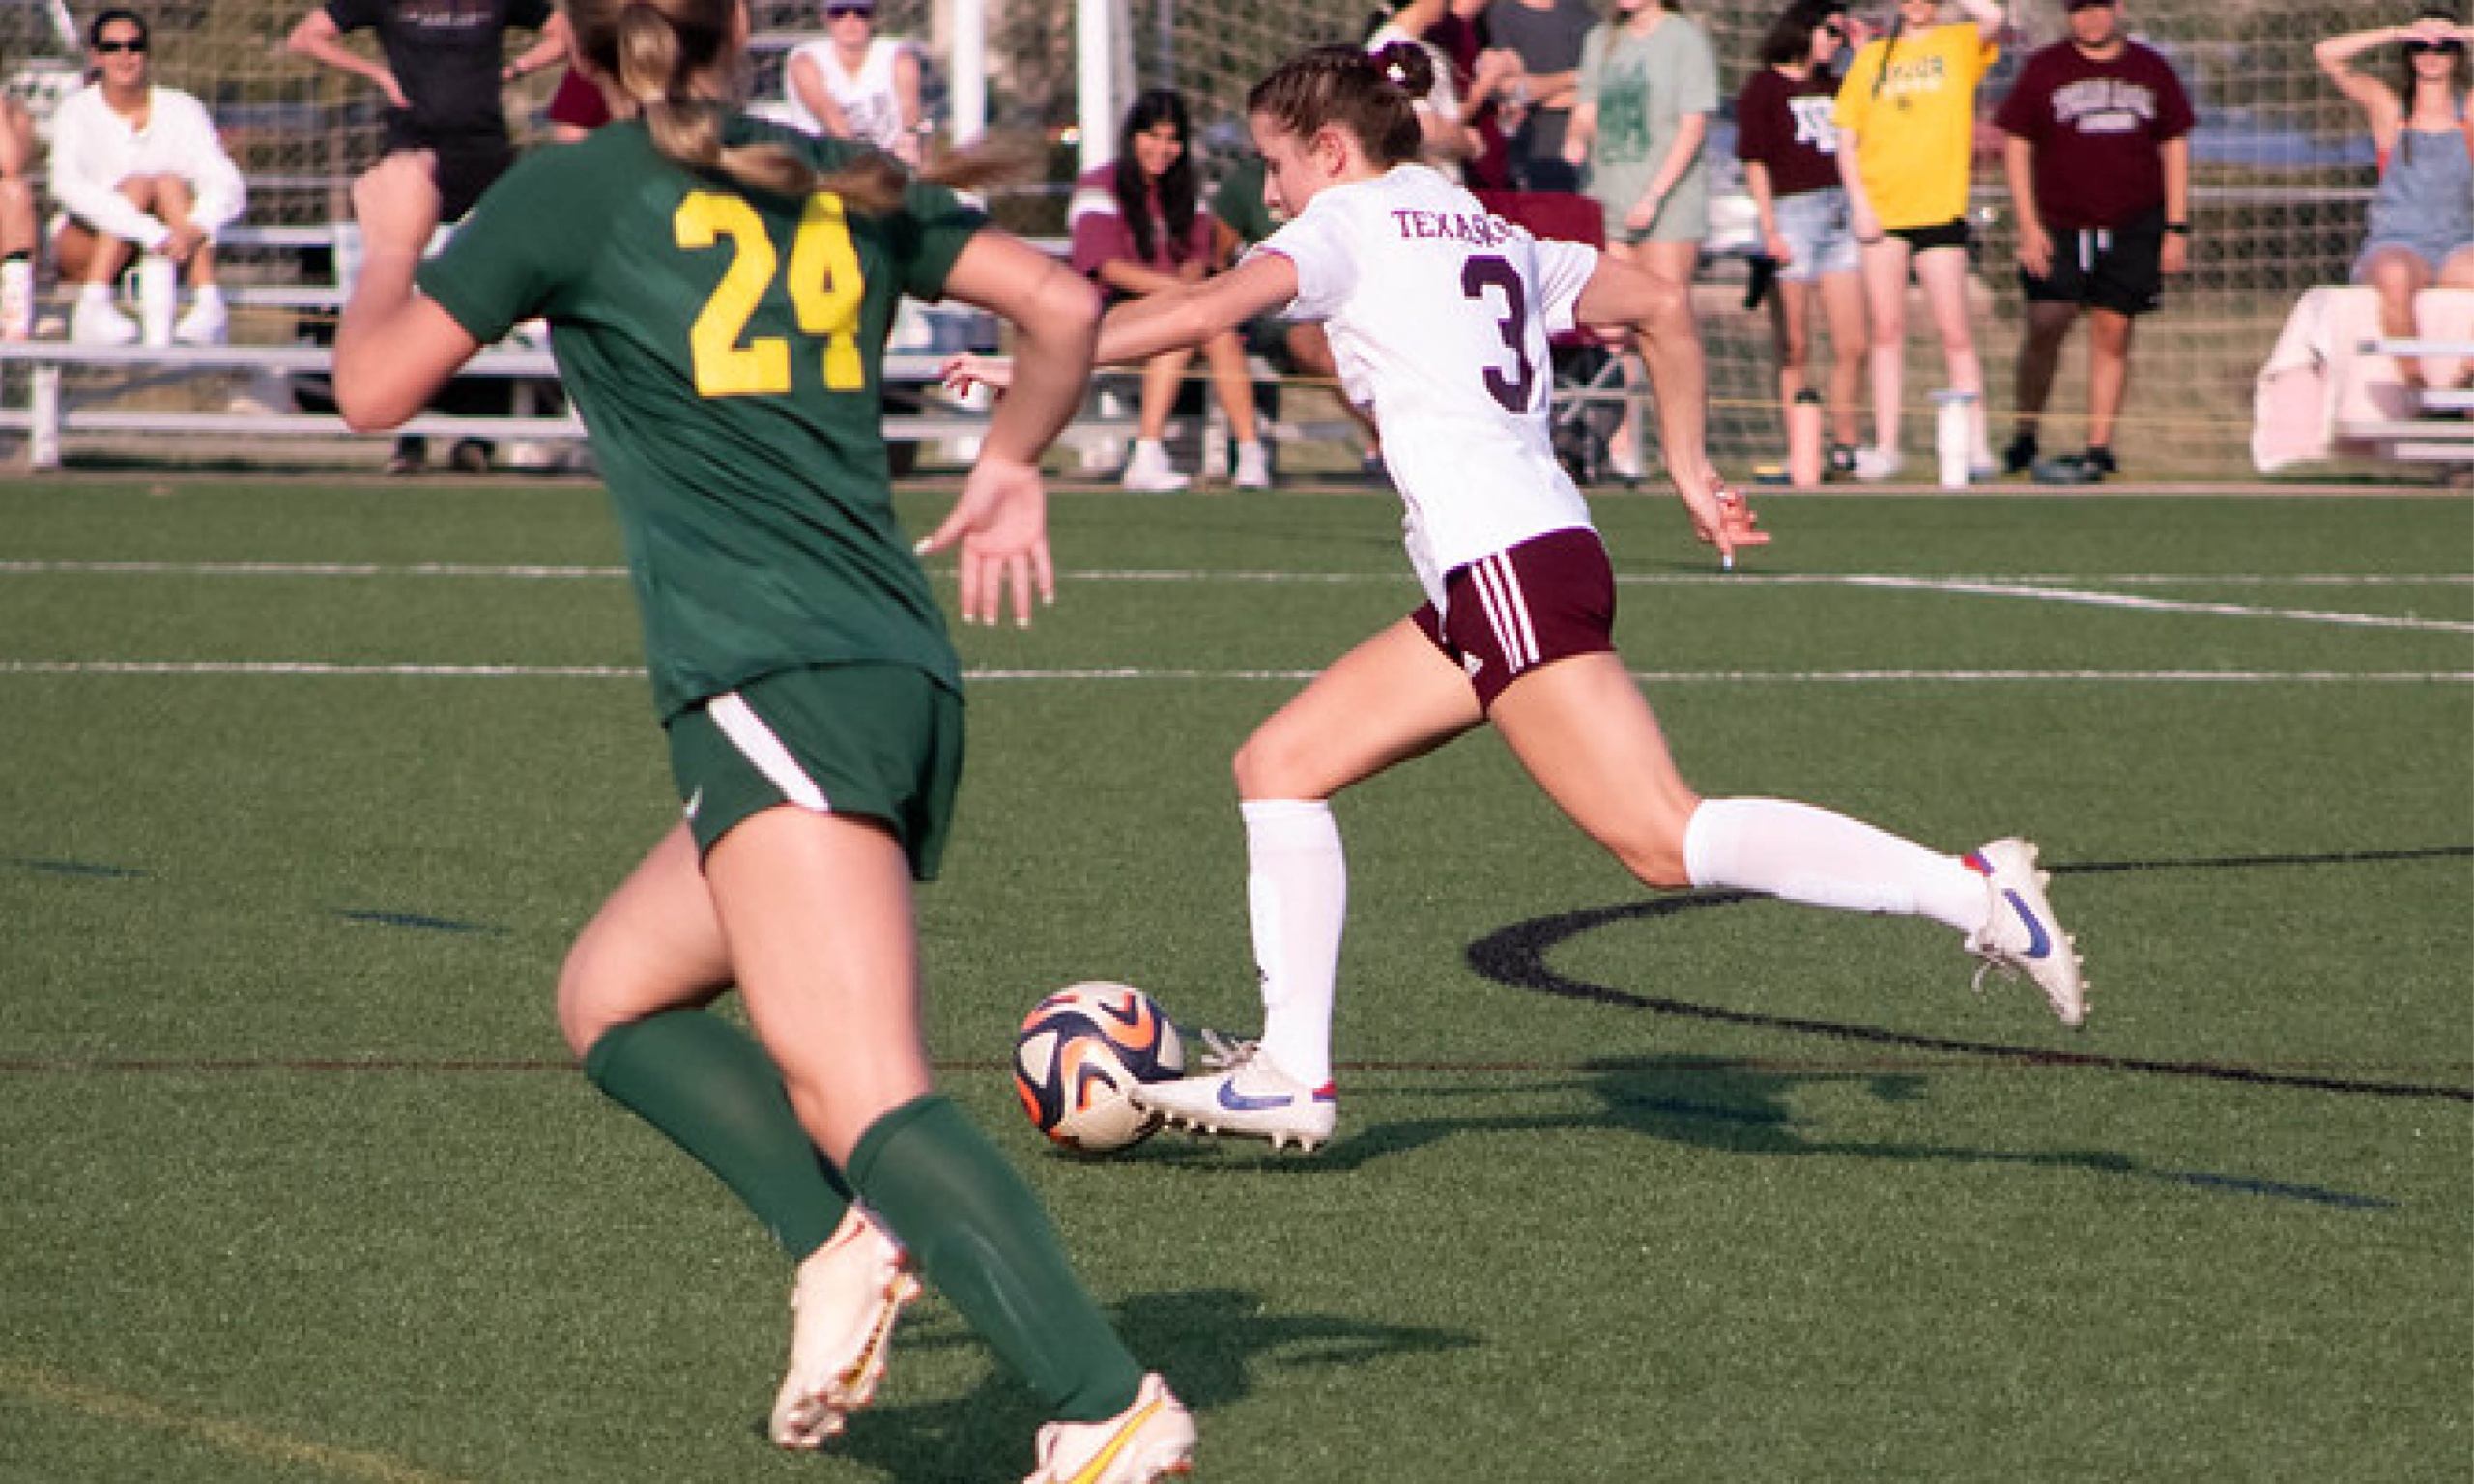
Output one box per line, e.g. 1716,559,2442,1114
1575,13,1718,242
1484,0,1597,166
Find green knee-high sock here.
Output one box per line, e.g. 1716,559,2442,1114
848,1094,1145,1422
582,1008,852,1260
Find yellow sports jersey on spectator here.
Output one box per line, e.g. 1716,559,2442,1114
1832,24,1996,231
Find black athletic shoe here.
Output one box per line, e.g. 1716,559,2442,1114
2032,447,2117,485
2000,431,2039,476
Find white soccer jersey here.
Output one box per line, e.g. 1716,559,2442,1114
780,37,909,154
1256,164,1601,608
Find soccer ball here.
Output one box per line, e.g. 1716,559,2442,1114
1013,982,1186,1153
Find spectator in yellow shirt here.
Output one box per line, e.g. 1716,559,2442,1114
1832,0,2001,480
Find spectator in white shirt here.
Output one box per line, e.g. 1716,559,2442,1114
50,9,246,345
781,0,926,165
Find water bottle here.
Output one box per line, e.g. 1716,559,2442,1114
1934,389,1977,489
1787,389,1825,488
136,255,176,348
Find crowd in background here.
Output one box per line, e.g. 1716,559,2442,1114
0,1,2464,485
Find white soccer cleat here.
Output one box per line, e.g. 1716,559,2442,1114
71,296,138,346
769,1206,922,1450
1964,838,2089,1028
1132,1034,1336,1152
1024,1372,1195,1484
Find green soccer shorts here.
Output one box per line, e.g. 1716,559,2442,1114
665,663,965,880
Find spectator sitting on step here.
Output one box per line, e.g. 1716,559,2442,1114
48,9,246,346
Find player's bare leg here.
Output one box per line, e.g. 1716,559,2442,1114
1491,653,2086,1024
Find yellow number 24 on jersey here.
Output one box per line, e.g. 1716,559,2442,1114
674,190,867,398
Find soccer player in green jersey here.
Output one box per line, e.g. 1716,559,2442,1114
331,1,1196,1478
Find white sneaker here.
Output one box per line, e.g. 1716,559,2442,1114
72,295,138,346
769,1207,921,1450
1964,838,2088,1028
1121,440,1189,493
1851,445,1904,482
1605,438,1646,483
1133,1034,1336,1152
1232,441,1272,490
173,297,228,347
1024,1372,1195,1484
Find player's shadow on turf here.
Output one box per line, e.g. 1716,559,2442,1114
824,1285,1474,1481
1285,1059,2385,1209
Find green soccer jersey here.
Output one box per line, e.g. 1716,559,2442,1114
417,119,986,720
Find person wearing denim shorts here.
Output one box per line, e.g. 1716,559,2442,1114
1739,0,1869,473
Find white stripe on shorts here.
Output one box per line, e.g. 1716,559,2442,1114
707,692,831,813
1472,552,1541,671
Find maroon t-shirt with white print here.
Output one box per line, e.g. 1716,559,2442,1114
1735,66,1845,200
1995,40,2194,230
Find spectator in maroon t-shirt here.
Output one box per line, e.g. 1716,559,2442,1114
1070,89,1268,491
1738,0,1870,475
1995,0,2193,483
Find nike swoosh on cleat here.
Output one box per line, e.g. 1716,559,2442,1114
1216,1082,1297,1113
2002,889,2053,959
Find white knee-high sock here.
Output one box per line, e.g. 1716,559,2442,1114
1242,799,1345,1090
1682,796,1991,935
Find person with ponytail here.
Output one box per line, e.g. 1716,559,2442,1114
1831,0,2005,482
949,42,2087,1157
2316,7,2474,393
331,1,1195,1478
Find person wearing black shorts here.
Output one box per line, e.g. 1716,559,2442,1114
289,0,568,473
1997,0,2194,482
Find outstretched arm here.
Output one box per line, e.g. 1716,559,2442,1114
1573,252,1734,554
1093,251,1297,366
914,231,1100,627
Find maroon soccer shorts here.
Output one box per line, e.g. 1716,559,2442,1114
1411,526,1618,711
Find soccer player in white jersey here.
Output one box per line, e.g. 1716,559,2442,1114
956,42,2088,1153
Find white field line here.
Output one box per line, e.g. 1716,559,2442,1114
1840,573,2474,635
0,660,2466,684
4,562,2468,636
4,558,2470,588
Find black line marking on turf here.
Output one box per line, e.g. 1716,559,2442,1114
335,909,500,934
11,857,146,879
2164,1172,2390,1209
1466,847,2474,1104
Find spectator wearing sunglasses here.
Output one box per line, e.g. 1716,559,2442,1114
2315,7,2474,392
1995,0,2193,484
49,8,246,346
781,0,927,165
